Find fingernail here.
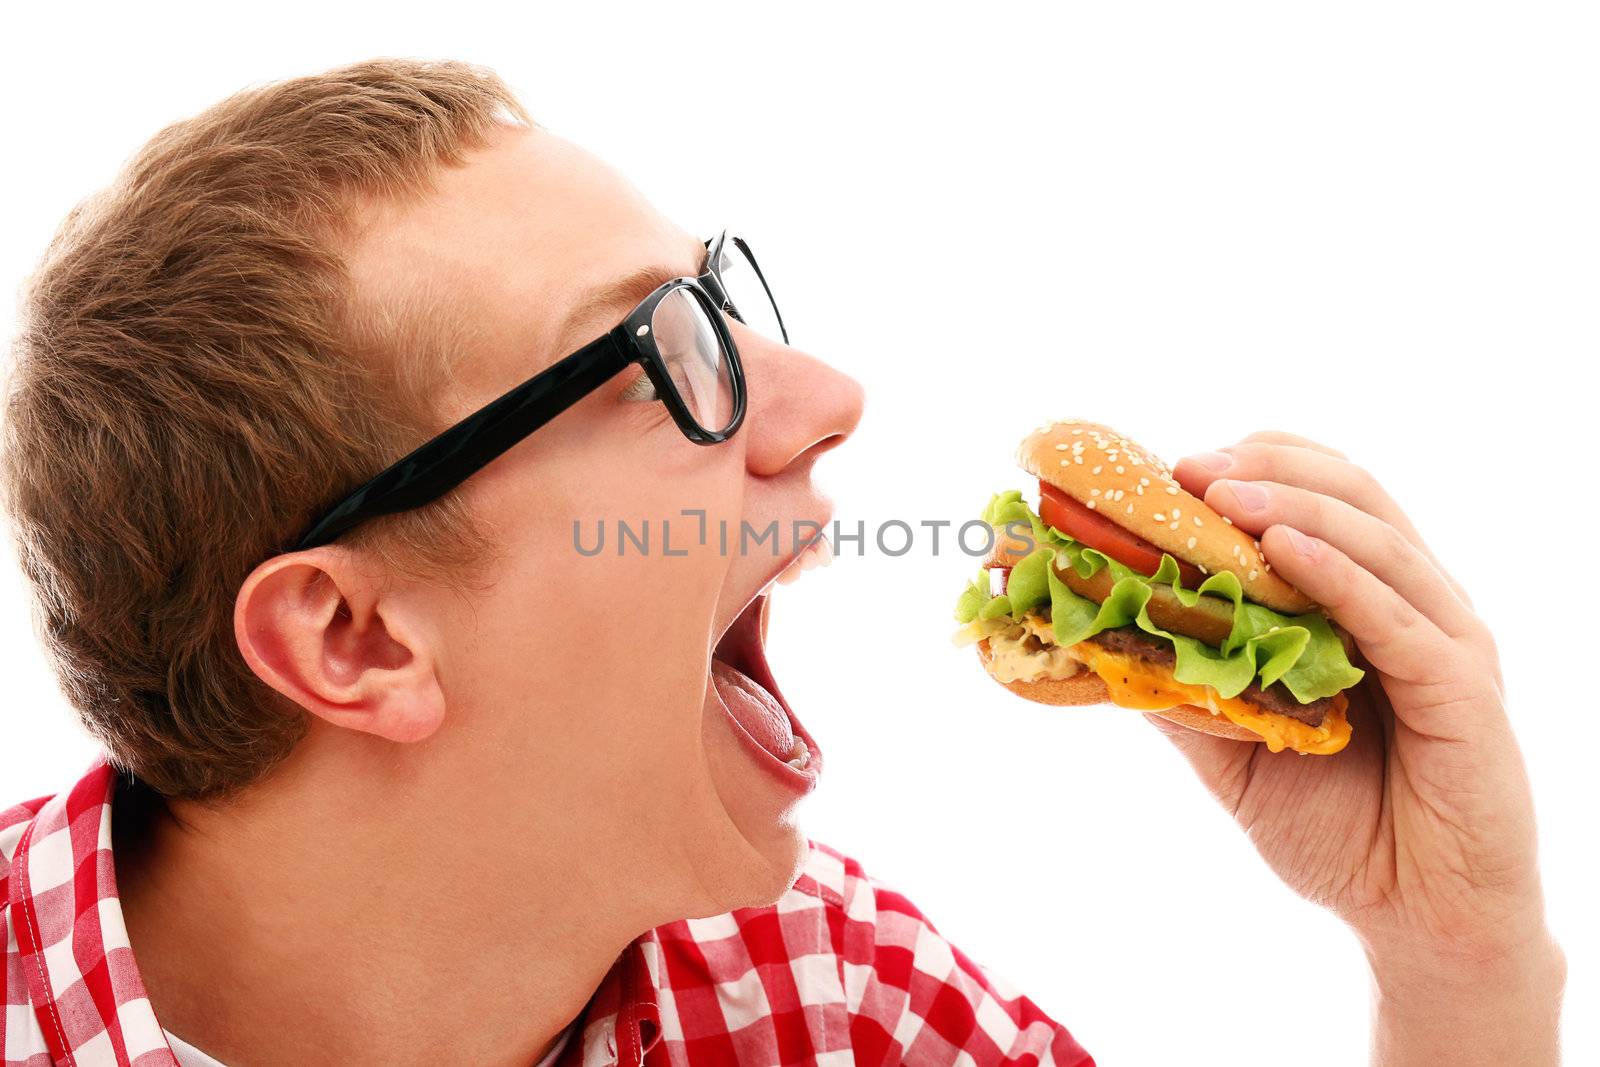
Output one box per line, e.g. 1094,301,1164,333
1225,480,1269,513
1283,527,1319,558
1185,451,1233,474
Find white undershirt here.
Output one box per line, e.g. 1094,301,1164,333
164,1032,227,1067
164,1023,575,1067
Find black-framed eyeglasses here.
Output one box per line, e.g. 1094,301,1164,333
290,230,786,551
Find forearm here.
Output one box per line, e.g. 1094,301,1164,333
1365,931,1566,1067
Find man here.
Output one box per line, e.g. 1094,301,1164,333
0,60,1563,1066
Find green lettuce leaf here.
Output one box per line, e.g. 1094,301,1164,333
954,491,1364,703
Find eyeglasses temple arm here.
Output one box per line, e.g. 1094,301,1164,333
292,334,632,551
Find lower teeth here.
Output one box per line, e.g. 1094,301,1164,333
785,740,811,770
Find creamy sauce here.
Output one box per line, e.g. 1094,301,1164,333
983,625,1083,683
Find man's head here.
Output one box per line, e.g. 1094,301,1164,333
2,60,862,920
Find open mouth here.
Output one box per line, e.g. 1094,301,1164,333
709,541,830,791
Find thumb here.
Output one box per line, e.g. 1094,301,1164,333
1142,712,1255,814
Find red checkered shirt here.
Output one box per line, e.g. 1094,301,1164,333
3,759,1094,1066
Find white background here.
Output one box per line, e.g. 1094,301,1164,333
4,3,1596,1063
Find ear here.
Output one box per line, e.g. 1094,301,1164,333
234,548,446,743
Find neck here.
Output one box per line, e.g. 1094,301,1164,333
115,750,641,1066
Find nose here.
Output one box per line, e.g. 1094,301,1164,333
735,328,864,477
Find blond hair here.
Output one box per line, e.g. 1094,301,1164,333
2,59,529,797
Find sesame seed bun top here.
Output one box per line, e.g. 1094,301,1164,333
1017,419,1318,615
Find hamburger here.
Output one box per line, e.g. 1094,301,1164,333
953,419,1365,755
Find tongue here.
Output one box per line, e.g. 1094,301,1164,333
711,659,797,760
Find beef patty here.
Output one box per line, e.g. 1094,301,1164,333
1085,626,1334,727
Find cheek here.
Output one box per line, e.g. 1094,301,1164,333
447,415,749,753
446,570,713,805
452,492,729,749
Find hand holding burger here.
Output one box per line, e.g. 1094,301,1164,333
959,422,1564,1065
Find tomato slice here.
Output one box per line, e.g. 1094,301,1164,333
1038,481,1207,587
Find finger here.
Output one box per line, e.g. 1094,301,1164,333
1256,523,1480,715
1204,478,1479,639
1178,442,1419,545
1174,442,1474,611
1169,428,1333,499
1236,430,1348,460
1262,523,1505,742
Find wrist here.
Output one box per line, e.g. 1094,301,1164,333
1359,912,1565,997
1362,927,1566,1067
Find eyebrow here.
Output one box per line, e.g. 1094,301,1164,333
556,258,701,353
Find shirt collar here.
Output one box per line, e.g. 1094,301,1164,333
567,927,664,1066
8,757,176,1065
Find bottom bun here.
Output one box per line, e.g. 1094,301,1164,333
1142,703,1262,743
977,639,1262,743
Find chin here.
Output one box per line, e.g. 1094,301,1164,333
754,815,810,895
729,817,811,912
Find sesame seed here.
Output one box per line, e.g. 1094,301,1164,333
1153,512,1166,521
1198,564,1208,574
1086,499,1096,510
1075,456,1084,464
1091,489,1102,497
1108,452,1119,461
1186,536,1198,549
1092,465,1102,474
1232,544,1241,556
1166,486,1179,495
1193,517,1202,527
1169,521,1180,530
1071,429,1083,435
1055,443,1069,451
1171,508,1181,518
1248,569,1259,581
1060,459,1070,466
1114,489,1125,500
1126,503,1134,515
1139,477,1150,486
1135,485,1144,495
1116,465,1125,474
1222,516,1233,525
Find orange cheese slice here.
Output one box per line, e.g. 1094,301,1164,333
1068,643,1352,755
